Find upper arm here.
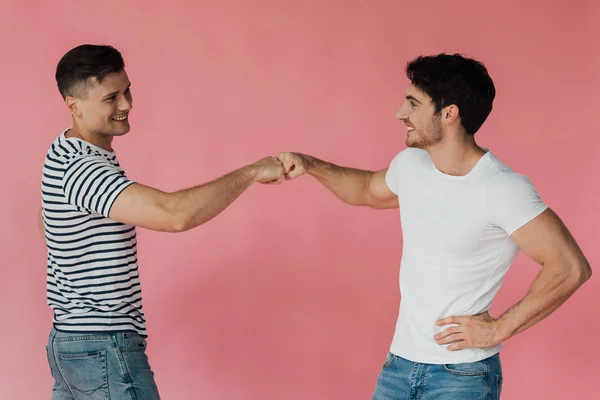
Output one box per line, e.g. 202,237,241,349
366,168,398,210
484,172,590,277
510,208,591,280
108,183,181,232
62,156,179,232
63,156,135,217
366,150,407,210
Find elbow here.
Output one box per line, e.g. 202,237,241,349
162,194,193,233
168,211,198,233
565,259,592,287
168,211,207,233
143,215,188,233
168,218,188,233
578,260,592,284
153,217,185,233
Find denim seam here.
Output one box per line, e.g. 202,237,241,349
113,334,137,400
55,350,109,398
50,331,77,399
409,362,418,399
484,358,489,400
417,364,428,400
442,362,487,376
496,375,503,400
54,336,112,343
58,351,105,360
121,347,146,353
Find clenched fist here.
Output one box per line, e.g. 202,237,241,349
251,156,285,184
276,152,311,180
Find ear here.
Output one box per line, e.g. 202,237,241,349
441,104,459,126
65,96,82,118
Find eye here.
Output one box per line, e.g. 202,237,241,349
106,95,116,102
410,101,417,107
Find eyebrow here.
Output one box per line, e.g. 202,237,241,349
103,83,131,99
406,95,422,104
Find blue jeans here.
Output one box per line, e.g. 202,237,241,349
372,352,503,400
46,327,160,399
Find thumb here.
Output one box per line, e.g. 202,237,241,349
285,167,305,180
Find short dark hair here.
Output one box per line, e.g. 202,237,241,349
405,53,495,134
56,44,125,99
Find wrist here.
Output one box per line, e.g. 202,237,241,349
493,317,513,342
299,153,316,173
242,164,260,183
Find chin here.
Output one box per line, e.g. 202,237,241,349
405,137,422,149
112,126,131,136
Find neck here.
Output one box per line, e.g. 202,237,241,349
66,119,114,152
426,132,486,176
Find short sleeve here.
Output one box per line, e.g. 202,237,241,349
486,173,548,235
62,156,135,217
385,150,409,195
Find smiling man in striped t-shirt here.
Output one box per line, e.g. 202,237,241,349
41,44,285,400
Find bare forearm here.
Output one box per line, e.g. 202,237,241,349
495,261,590,340
168,165,257,231
301,154,373,206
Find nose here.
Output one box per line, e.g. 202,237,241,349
396,103,409,121
118,95,132,112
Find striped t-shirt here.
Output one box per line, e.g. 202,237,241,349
41,129,147,335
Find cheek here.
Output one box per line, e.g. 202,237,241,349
81,102,109,120
101,104,117,121
411,114,423,128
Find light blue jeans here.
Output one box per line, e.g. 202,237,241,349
46,327,160,399
372,352,503,400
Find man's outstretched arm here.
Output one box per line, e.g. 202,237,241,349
108,156,284,232
277,152,398,210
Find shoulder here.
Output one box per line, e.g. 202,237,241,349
389,147,427,168
483,152,536,194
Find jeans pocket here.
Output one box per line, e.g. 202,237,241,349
122,333,147,353
56,350,109,399
443,360,487,376
383,352,396,368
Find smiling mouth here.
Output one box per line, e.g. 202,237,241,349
112,115,128,122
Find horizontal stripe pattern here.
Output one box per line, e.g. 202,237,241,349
42,130,146,335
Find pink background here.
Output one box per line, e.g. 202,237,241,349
1,1,598,399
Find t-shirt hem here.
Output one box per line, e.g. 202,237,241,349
104,180,137,218
389,344,502,365
52,322,148,337
385,170,399,195
506,204,549,236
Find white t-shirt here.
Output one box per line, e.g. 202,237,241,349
385,148,548,364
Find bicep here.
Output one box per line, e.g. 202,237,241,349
108,183,179,232
367,168,398,209
510,208,589,273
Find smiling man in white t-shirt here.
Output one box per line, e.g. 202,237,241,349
277,53,591,399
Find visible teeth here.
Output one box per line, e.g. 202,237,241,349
113,115,127,121
407,127,415,131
